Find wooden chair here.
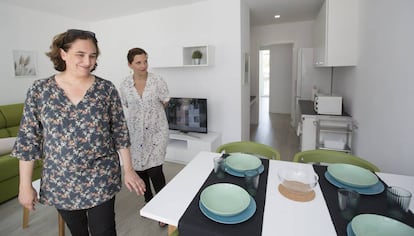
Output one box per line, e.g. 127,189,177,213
23,208,65,236
292,149,380,172
168,226,179,236
216,141,281,160
22,179,65,236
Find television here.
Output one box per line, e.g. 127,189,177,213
165,97,208,133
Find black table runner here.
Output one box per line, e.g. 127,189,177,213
313,165,414,236
178,159,269,236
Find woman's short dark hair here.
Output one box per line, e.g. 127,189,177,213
46,29,100,72
127,48,147,64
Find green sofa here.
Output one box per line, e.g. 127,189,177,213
0,103,42,204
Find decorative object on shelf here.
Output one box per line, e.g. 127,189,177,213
192,50,203,65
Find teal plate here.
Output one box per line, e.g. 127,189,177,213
199,196,256,224
325,171,384,195
225,153,262,172
327,164,378,188
225,164,264,177
351,214,414,236
347,222,356,236
200,183,250,217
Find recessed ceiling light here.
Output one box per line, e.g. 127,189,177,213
274,15,281,19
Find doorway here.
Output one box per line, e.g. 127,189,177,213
259,43,293,116
259,50,270,97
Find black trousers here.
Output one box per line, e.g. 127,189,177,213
136,165,166,202
57,197,116,236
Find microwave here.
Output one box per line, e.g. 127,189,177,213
314,95,342,115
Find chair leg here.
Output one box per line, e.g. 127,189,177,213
22,204,65,236
22,207,29,228
58,213,65,236
168,225,177,235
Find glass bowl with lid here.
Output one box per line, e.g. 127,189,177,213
278,167,319,193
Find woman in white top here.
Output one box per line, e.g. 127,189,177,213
119,48,170,226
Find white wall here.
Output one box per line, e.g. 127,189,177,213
334,0,414,175
90,0,243,144
240,1,251,141
0,0,245,145
250,21,314,123
0,3,86,105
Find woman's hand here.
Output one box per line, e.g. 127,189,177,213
118,148,146,195
18,160,37,211
18,185,38,211
124,168,146,196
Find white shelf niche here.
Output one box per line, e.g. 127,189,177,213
182,45,213,67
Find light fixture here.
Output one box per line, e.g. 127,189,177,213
274,15,281,19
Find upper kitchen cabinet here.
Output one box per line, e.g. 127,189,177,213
313,0,358,67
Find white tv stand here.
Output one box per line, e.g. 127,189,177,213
166,130,221,164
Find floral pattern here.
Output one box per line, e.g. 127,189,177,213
11,76,130,210
119,73,169,171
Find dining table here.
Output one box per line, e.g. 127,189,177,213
140,151,414,236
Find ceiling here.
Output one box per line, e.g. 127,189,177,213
2,0,324,26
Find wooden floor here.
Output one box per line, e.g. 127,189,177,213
0,96,300,236
250,96,300,161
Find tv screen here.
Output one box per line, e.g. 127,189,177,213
165,97,208,133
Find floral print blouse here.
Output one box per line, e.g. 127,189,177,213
11,76,130,210
119,73,169,171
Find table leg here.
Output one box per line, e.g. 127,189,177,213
22,207,29,228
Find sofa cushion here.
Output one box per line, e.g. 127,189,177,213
0,103,24,137
0,154,19,182
0,154,42,182
0,129,8,138
6,126,20,137
0,104,24,127
0,137,15,156
0,111,7,138
0,110,6,129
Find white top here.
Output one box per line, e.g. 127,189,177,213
119,73,170,170
140,151,414,235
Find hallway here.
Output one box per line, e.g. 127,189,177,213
250,97,300,161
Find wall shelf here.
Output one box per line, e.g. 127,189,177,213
315,118,354,153
151,45,213,68
182,45,211,66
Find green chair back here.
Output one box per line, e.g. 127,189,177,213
216,141,280,160
293,149,380,172
169,228,179,236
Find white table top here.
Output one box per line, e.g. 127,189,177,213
140,151,414,235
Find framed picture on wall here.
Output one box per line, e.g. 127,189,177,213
13,50,38,77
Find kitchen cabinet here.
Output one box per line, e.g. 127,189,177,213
150,45,213,68
300,115,318,151
313,0,358,67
